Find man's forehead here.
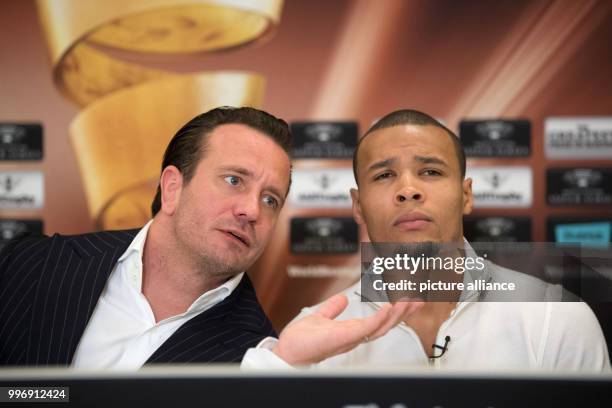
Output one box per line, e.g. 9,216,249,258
206,124,286,159
358,125,454,167
202,124,291,189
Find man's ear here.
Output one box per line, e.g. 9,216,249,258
350,188,365,225
462,177,473,215
160,166,183,216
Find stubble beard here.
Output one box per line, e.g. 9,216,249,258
194,246,248,281
172,220,248,282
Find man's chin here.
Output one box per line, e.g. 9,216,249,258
375,232,442,244
395,241,441,258
197,252,250,278
214,256,251,274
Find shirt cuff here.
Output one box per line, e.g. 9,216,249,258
240,337,295,370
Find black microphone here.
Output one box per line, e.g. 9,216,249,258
430,335,451,359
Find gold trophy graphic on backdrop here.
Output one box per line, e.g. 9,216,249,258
36,0,283,229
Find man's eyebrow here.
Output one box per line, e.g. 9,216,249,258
366,157,397,173
414,155,448,167
220,165,253,177
220,165,285,201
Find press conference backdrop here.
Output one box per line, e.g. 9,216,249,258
0,0,611,341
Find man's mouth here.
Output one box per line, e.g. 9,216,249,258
393,211,433,231
221,229,251,248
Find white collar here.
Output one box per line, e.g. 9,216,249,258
116,220,244,313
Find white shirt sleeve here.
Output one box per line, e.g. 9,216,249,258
240,337,295,370
240,306,321,370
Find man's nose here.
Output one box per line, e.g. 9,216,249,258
235,192,261,222
395,177,425,204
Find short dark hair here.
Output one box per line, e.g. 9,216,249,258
151,106,292,216
353,109,466,184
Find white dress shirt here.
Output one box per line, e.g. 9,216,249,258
242,241,610,371
243,283,610,371
72,221,244,369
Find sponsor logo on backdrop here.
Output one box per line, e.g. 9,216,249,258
0,219,44,249
460,119,531,157
547,217,612,244
0,123,43,160
287,264,359,278
546,218,612,283
304,123,343,143
290,217,358,254
545,117,612,159
291,122,358,159
555,222,610,247
467,166,532,208
288,168,355,208
464,217,531,242
0,126,26,144
547,168,612,205
0,171,44,209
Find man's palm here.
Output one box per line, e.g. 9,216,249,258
273,294,423,365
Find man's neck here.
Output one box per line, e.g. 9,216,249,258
403,299,457,358
140,219,227,322
405,243,465,356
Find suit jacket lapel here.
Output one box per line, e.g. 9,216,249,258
27,229,137,365
146,274,276,364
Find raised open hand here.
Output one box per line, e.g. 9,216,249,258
272,293,423,366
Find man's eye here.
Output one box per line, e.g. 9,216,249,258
224,175,241,186
262,195,278,209
421,169,442,176
373,172,393,181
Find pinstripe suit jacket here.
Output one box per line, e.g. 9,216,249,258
0,229,276,366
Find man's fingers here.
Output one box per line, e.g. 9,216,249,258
348,303,395,339
368,304,406,340
314,293,349,319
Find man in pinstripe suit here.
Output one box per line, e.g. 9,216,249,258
0,106,429,369
0,107,295,368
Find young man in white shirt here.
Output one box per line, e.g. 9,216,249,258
243,109,610,371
